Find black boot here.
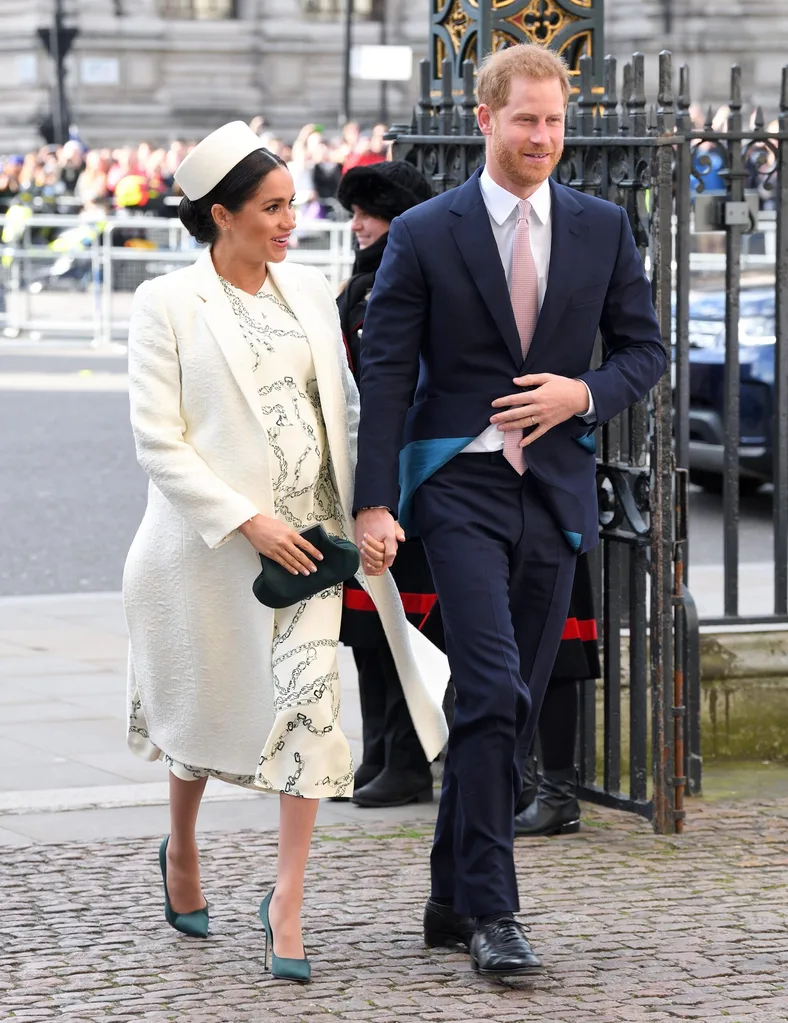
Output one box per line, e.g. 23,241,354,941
351,766,433,808
514,755,540,816
330,762,381,802
354,762,383,790
514,767,580,837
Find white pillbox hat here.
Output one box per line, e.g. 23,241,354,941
174,121,264,201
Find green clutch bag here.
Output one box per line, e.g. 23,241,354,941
252,524,361,609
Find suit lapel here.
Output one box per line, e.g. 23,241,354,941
522,181,584,373
191,249,267,433
449,173,523,369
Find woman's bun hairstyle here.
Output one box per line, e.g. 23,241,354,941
178,196,217,244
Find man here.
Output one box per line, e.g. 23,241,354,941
353,43,666,977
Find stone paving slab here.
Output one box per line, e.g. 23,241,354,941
2,798,788,1023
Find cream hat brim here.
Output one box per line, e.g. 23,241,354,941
174,121,264,201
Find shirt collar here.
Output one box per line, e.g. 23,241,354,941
479,167,552,226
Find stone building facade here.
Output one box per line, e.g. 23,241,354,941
0,0,428,150
0,0,785,150
604,0,788,121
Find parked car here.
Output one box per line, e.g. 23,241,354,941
683,287,775,494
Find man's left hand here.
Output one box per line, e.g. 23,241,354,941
490,374,590,448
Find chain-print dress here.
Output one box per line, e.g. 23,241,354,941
159,273,354,798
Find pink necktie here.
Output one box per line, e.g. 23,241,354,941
503,198,539,475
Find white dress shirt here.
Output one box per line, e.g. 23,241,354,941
461,168,594,454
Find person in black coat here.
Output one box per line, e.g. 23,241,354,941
514,551,601,836
336,159,439,808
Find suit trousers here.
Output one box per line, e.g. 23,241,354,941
413,453,576,916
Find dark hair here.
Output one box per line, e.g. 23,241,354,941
178,148,287,245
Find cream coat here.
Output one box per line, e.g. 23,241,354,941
123,249,449,777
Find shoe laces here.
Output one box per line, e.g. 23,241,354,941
490,917,530,943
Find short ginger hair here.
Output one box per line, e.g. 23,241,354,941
476,43,571,112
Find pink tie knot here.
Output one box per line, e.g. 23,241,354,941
517,199,531,223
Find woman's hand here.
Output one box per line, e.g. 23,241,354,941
355,512,406,577
360,533,388,576
239,515,323,576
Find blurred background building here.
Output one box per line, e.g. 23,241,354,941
0,0,425,150
604,0,788,117
1,0,787,152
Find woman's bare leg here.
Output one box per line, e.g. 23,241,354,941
166,773,209,913
268,794,320,958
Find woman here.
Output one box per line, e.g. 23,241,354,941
335,161,441,809
123,121,448,981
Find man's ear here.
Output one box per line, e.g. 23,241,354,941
477,104,494,137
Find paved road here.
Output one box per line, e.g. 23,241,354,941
0,347,777,596
0,349,145,596
2,799,787,1022
1,351,787,1023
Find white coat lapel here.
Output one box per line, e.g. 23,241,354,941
191,248,266,434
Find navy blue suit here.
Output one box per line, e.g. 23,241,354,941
353,170,666,916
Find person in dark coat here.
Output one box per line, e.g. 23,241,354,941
336,159,439,808
514,551,601,836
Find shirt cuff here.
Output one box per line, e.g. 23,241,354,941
576,381,597,424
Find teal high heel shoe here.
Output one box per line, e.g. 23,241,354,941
158,836,209,938
259,888,311,983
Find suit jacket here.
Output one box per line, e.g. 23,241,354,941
353,170,667,554
123,248,449,774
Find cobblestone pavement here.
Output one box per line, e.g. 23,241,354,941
2,797,788,1023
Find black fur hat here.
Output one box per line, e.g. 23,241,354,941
337,160,433,221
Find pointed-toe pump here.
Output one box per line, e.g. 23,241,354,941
158,836,210,938
259,888,311,983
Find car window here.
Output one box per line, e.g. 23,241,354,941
689,294,725,319
740,292,775,318
687,290,774,321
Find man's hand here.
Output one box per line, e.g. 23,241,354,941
354,508,405,576
490,373,590,448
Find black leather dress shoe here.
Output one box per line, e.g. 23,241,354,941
470,917,543,977
330,762,382,802
423,898,476,950
351,766,433,808
514,767,580,837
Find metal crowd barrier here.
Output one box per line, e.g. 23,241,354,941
2,210,778,347
0,214,356,345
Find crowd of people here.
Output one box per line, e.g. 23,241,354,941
0,118,392,218
1,105,780,224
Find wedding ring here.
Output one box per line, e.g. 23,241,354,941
530,416,537,427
